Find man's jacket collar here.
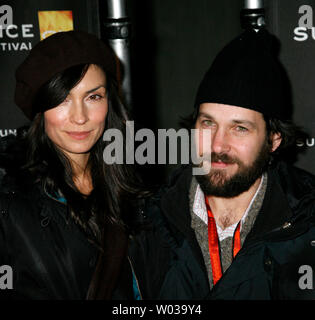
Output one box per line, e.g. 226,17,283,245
159,162,315,245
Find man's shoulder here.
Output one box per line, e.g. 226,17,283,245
268,161,315,221
144,165,192,207
273,161,315,192
166,165,192,187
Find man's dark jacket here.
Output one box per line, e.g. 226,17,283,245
129,162,315,299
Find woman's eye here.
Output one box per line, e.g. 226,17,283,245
59,97,70,105
89,94,103,101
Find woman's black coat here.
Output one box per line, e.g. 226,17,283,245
0,134,134,300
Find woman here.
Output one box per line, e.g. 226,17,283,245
0,30,143,299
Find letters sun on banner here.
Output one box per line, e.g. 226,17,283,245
266,0,315,174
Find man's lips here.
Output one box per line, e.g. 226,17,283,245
66,131,91,140
211,161,230,168
211,160,236,168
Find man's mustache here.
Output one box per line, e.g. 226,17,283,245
211,152,240,165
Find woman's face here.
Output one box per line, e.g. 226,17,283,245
44,64,108,162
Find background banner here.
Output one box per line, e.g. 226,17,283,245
0,0,100,135
1,0,315,178
266,0,315,174
129,0,315,177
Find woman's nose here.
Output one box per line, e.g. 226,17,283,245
69,101,89,125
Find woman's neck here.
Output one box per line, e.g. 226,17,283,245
73,172,93,196
67,152,93,195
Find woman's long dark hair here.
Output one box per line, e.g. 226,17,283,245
21,63,144,248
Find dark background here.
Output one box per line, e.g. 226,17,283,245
1,0,315,184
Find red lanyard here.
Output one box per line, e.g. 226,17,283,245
205,196,241,285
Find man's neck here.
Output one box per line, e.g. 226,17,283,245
206,176,262,230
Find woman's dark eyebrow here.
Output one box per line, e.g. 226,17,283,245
86,85,106,94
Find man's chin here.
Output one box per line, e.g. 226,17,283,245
208,167,237,183
195,167,260,198
195,139,271,197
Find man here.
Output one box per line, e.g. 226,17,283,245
129,28,315,299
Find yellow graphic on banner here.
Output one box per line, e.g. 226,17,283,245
38,11,74,40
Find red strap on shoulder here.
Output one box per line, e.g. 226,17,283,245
205,196,242,286
233,222,241,258
205,196,222,285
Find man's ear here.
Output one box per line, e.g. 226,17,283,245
270,132,282,152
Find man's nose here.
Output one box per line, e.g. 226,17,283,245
211,128,230,154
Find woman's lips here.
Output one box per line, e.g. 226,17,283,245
66,131,91,140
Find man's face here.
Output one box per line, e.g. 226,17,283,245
194,103,278,197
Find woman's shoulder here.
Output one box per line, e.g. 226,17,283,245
0,172,43,222
0,127,28,163
0,185,46,243
0,129,28,186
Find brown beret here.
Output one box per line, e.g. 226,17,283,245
15,30,118,120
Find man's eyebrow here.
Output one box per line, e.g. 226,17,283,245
86,85,106,94
198,112,257,128
198,112,214,119
232,119,256,128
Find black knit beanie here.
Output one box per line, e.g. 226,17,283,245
195,28,291,120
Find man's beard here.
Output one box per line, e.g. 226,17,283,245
194,138,271,198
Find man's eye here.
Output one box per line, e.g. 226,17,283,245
203,120,214,127
236,126,248,132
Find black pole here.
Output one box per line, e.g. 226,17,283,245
104,0,133,108
240,0,266,30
